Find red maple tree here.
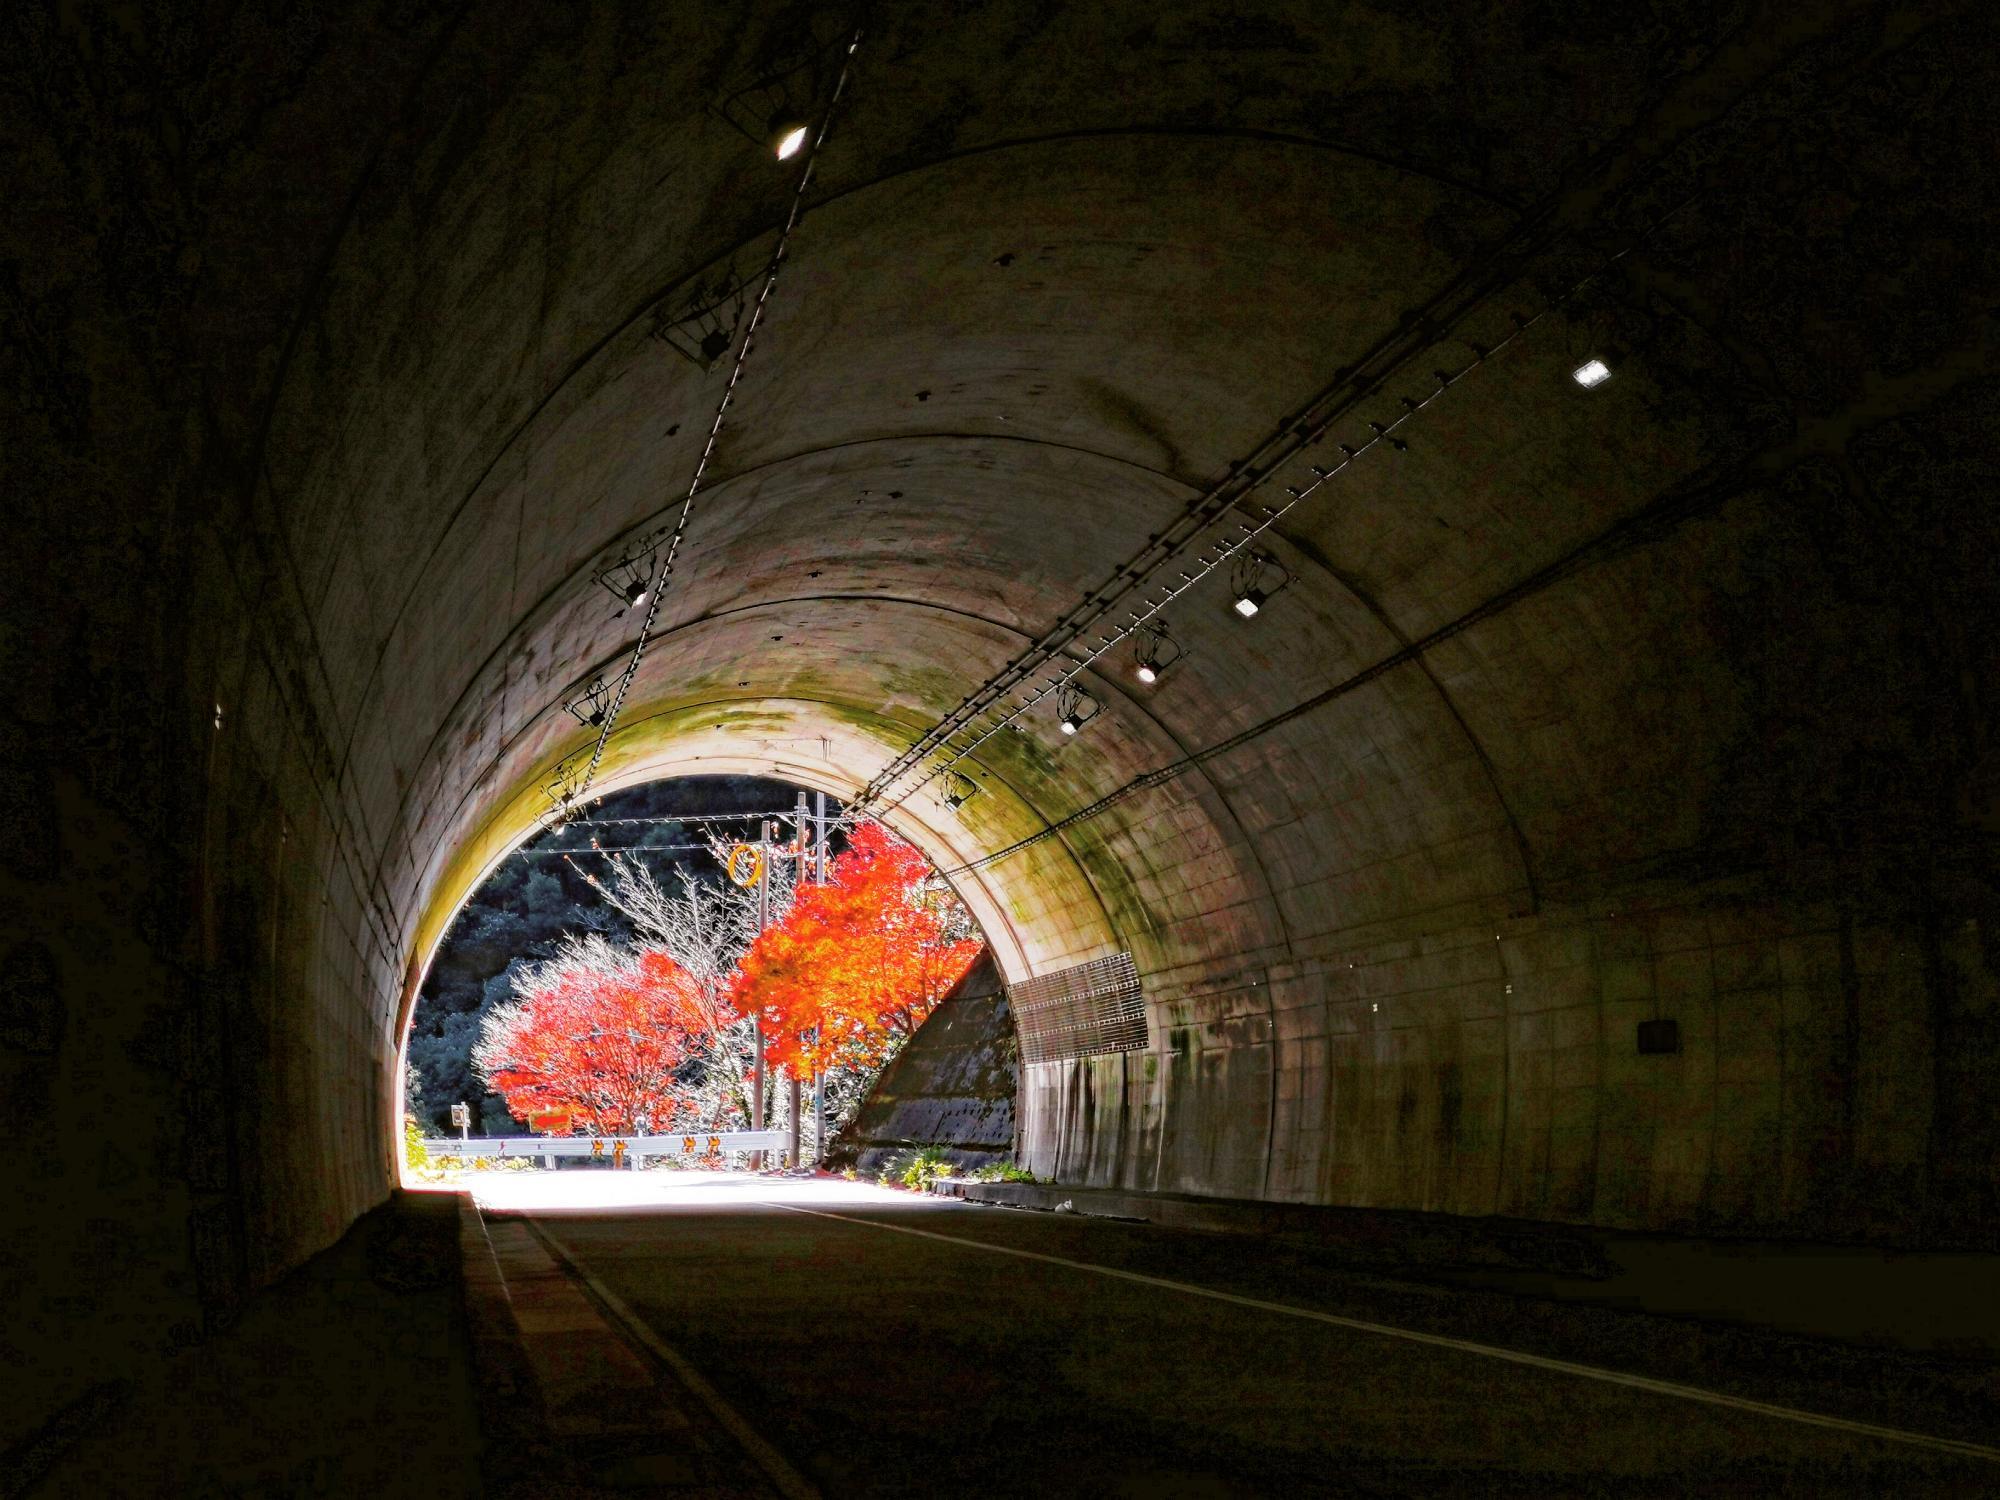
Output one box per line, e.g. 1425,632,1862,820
732,822,982,1077
473,938,704,1135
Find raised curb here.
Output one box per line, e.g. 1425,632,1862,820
940,1179,1614,1277
457,1196,783,1496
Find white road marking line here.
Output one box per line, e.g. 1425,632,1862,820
522,1215,822,1500
767,1201,2000,1465
466,1198,515,1310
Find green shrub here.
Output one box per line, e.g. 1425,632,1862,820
403,1119,431,1172
969,1160,1038,1184
899,1146,955,1190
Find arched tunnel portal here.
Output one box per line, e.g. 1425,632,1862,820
11,0,1999,1449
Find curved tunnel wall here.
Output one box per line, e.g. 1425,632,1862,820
10,0,1999,1450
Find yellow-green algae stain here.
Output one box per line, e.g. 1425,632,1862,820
406,689,1128,1000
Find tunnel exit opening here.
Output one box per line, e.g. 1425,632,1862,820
396,771,1026,1195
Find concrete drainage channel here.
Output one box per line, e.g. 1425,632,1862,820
933,1180,1144,1222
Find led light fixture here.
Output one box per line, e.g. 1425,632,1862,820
1230,550,1291,620
542,759,585,830
1056,683,1101,737
563,677,613,729
646,263,752,371
595,535,668,615
1572,357,1612,388
1133,619,1184,683
771,116,810,159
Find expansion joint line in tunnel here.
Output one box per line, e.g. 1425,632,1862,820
557,28,866,821
852,232,1628,820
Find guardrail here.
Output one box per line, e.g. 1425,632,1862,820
421,1130,788,1167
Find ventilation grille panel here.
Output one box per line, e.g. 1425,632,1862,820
1010,952,1148,1063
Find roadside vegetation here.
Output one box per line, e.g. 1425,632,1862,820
865,1152,1040,1190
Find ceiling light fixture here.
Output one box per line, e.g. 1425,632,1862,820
771,116,810,160
1056,683,1101,737
1133,619,1184,684
942,770,979,810
562,677,614,729
594,534,668,615
542,758,585,830
1569,334,1627,389
646,262,753,370
1230,550,1292,620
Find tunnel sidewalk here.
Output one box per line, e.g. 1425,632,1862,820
15,1190,484,1500
460,1194,791,1496
938,1179,1999,1355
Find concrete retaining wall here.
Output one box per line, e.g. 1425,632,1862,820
831,952,1017,1178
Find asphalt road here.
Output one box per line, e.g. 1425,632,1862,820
476,1174,1998,1497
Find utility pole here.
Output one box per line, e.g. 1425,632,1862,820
788,791,808,1170
752,817,771,1169
815,790,829,883
813,789,829,1166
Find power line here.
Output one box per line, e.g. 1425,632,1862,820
517,807,869,862
551,809,831,829
554,28,867,822
517,841,716,857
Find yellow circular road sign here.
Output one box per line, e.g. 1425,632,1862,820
725,843,765,888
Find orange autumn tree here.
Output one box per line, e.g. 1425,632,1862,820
473,934,706,1135
732,822,981,1078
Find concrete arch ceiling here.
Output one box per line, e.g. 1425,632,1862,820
236,4,1992,1203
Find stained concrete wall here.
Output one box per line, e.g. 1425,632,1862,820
8,0,1999,1472
831,952,1017,1178
1022,897,1999,1248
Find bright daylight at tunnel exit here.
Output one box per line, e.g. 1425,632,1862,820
401,774,988,1185
8,2,2000,1496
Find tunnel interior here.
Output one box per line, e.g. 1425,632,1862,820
10,0,1999,1452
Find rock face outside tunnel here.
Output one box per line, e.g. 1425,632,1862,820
5,0,1998,1468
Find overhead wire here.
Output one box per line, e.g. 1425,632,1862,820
551,809,835,829
553,27,867,821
